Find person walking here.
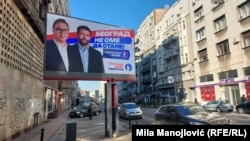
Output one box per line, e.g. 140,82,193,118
194,97,198,105
241,94,247,103
88,103,93,120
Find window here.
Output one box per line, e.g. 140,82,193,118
214,15,227,33
228,70,238,78
242,30,250,48
237,1,250,20
219,71,227,79
198,49,207,62
244,67,250,76
196,27,206,41
212,0,224,9
182,20,186,30
216,40,230,56
166,20,169,28
199,74,213,82
194,6,204,21
218,70,238,79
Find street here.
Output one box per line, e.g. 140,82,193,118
49,107,250,140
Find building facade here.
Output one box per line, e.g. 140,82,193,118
189,0,250,105
0,0,77,140
127,0,250,106
135,8,168,104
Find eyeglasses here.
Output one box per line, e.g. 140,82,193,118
55,28,68,33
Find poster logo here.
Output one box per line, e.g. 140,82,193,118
125,63,132,71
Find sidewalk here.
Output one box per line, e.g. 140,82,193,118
13,107,156,141
13,109,71,141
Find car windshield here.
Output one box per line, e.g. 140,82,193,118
175,105,208,115
220,100,229,104
125,103,138,109
74,105,88,110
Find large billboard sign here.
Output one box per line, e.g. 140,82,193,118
44,13,136,81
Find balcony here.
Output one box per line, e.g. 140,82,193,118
162,35,178,48
163,49,179,60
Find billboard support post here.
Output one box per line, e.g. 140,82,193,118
105,83,111,137
111,79,119,137
105,79,119,138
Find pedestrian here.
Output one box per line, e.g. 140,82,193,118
241,94,247,103
194,98,198,105
88,103,93,120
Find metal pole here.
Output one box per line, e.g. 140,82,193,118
40,128,44,141
129,118,131,129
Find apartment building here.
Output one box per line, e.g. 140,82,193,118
132,0,250,106
155,0,195,104
189,0,250,105
134,8,168,104
0,0,77,140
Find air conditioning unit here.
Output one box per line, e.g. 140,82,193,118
233,37,240,44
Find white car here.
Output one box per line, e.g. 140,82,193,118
118,102,143,119
203,100,234,112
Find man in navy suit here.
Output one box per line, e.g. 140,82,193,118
45,18,73,72
69,25,104,73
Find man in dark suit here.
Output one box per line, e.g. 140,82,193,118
45,18,73,72
69,25,104,73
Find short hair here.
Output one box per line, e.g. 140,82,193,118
77,25,91,34
52,19,69,29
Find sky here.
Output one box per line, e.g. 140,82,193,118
69,0,177,92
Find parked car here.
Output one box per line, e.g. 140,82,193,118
117,103,121,111
154,104,231,125
118,102,143,119
202,100,234,112
236,101,250,114
69,108,89,118
82,102,102,115
69,102,101,118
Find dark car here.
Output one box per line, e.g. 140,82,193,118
154,104,231,125
69,102,101,118
69,108,89,118
236,101,250,114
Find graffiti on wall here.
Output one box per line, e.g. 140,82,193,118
27,97,44,126
0,96,44,131
0,97,7,125
9,98,26,130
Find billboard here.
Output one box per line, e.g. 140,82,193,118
44,13,136,81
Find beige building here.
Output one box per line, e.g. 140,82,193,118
0,0,77,140
189,0,250,105
134,8,168,103
155,0,195,103
132,0,250,106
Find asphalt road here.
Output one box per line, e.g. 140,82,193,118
49,107,250,140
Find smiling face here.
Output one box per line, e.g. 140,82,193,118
53,22,69,44
77,28,91,48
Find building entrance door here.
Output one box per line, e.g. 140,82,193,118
231,85,240,106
